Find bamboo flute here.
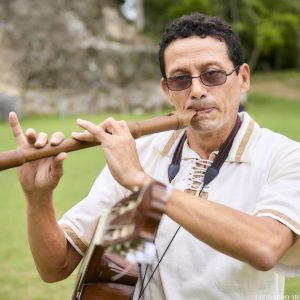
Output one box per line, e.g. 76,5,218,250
0,111,195,171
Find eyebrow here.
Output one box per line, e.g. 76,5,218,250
168,61,224,77
168,67,190,77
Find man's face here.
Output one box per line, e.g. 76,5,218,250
161,36,250,135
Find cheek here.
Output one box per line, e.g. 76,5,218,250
221,87,240,112
169,92,188,109
222,100,236,116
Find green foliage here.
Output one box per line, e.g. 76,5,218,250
143,0,300,71
238,1,298,68
163,0,214,19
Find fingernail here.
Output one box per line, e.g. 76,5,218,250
50,138,58,145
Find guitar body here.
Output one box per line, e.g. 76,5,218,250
72,246,138,300
82,282,134,300
72,182,167,300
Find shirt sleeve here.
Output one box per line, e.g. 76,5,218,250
253,142,300,276
58,165,128,256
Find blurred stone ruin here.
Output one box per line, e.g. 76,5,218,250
0,0,167,120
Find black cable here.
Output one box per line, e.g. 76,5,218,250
138,225,181,300
137,184,206,300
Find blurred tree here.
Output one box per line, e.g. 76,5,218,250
294,0,300,70
235,0,298,70
141,0,299,71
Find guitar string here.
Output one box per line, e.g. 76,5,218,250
137,224,182,300
134,227,159,300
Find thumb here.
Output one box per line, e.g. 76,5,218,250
50,152,67,182
9,112,27,147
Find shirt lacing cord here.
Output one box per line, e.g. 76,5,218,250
185,158,213,197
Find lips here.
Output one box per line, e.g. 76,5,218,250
186,102,218,116
187,103,215,110
196,107,213,112
191,106,215,114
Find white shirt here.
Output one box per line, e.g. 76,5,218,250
59,112,300,299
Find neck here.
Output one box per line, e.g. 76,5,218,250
186,119,237,159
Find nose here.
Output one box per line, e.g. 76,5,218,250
189,76,207,100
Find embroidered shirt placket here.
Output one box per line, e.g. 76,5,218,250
185,151,217,198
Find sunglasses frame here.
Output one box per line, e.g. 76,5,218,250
165,65,241,91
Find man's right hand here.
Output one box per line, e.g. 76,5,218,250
8,112,67,201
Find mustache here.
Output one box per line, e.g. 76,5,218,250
186,101,218,110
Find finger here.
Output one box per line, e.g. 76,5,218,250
76,118,107,140
25,128,37,145
105,117,129,135
71,130,95,142
8,112,27,146
102,117,117,134
118,120,132,135
101,117,131,136
50,152,67,180
34,132,48,148
50,132,65,146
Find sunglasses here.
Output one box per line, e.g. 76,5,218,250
165,65,240,91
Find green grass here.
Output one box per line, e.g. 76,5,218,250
247,92,300,141
251,69,300,83
1,85,300,298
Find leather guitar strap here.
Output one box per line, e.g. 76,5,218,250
168,115,242,186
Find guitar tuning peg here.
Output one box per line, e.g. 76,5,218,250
125,242,157,264
143,242,156,264
126,252,137,264
135,251,146,263
144,242,156,255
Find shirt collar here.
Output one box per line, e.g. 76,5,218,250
228,112,258,163
155,112,258,163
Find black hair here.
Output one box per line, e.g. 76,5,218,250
159,13,244,78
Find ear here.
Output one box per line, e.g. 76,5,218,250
160,78,174,105
239,63,250,93
160,77,170,97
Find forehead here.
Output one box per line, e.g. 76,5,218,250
164,36,232,74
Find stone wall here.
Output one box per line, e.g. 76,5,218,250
0,0,167,119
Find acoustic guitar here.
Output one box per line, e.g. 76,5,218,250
72,181,168,300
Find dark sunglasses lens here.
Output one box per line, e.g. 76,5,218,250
167,76,191,91
201,70,226,86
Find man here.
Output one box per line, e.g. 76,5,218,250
9,13,300,299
